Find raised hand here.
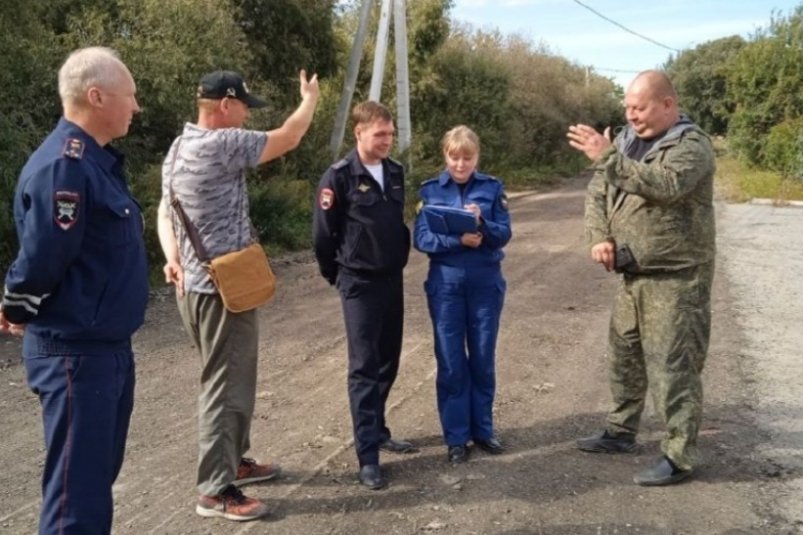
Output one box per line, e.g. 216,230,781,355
299,69,320,102
567,123,612,162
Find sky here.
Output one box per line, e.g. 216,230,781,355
449,0,802,88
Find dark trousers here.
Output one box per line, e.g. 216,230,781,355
25,351,135,535
337,270,403,466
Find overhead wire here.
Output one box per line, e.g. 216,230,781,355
592,67,642,74
570,0,682,53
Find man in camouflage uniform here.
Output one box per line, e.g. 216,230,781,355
566,70,716,486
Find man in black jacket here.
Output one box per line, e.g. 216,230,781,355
313,101,414,490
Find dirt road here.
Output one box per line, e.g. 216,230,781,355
1,177,800,534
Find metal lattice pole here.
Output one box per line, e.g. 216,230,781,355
330,0,373,159
369,0,392,102
393,0,411,155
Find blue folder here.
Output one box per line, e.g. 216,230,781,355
422,205,478,235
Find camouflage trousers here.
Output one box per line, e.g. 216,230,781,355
605,262,714,470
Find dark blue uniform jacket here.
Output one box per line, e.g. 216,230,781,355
313,149,411,284
2,118,148,355
414,171,512,266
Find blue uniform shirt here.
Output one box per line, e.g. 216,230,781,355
414,170,512,267
2,118,149,354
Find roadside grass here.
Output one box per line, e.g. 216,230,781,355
715,143,803,204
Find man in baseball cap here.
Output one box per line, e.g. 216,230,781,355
158,68,318,521
197,70,267,108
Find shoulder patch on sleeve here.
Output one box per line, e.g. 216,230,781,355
500,192,509,211
54,191,80,230
319,188,335,210
332,159,349,170
62,138,84,160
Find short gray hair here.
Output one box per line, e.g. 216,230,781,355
58,46,129,105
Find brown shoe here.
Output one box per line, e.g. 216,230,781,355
234,457,282,486
196,485,270,521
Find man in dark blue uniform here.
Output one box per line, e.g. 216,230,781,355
313,101,413,490
0,47,146,534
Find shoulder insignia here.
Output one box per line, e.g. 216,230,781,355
319,188,335,210
420,177,438,186
415,200,424,215
332,159,349,170
500,192,509,211
54,191,80,230
62,138,84,160
387,157,403,170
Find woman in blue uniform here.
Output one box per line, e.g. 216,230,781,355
414,125,512,463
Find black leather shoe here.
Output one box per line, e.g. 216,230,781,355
358,464,386,490
633,456,693,486
473,436,505,455
448,445,468,464
576,430,637,453
379,437,417,454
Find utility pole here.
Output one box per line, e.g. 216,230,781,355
369,0,392,102
330,0,373,159
393,0,411,155
331,0,414,161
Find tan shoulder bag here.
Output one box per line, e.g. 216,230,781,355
167,139,275,312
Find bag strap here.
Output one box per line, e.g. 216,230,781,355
167,137,212,263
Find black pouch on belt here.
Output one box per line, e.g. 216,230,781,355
614,243,636,273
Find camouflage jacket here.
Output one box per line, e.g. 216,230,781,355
584,116,716,273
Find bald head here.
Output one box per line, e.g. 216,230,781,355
624,70,679,139
629,70,678,101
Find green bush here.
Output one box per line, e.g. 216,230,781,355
0,0,622,283
764,118,803,180
727,7,803,167
247,177,314,253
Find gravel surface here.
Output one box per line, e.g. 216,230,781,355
1,180,802,534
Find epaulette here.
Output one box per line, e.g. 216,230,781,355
387,157,403,169
420,177,439,186
332,158,349,170
62,138,84,160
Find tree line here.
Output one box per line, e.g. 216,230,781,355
666,5,803,180
13,0,754,279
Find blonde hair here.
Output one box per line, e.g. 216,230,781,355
196,98,222,112
441,125,480,157
58,46,129,106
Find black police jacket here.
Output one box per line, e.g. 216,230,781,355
313,149,411,284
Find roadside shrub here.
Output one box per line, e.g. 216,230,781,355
134,164,170,281
764,118,803,180
248,177,314,253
